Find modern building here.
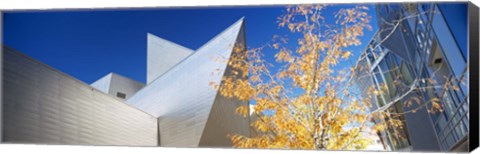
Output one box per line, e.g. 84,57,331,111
2,46,159,146
125,17,249,147
91,73,145,100
1,18,249,147
354,3,470,152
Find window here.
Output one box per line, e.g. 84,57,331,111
437,3,468,59
116,92,127,99
420,3,428,12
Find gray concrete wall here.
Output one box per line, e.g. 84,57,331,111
127,18,248,147
2,47,158,146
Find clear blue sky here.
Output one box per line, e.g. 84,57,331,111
3,4,378,84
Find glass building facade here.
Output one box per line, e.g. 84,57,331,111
354,3,469,152
354,33,416,151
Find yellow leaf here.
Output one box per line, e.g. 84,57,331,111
235,106,249,118
273,43,280,49
341,51,352,59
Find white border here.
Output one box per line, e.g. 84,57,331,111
0,0,472,10
0,0,478,154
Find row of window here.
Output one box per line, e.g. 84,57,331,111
359,2,469,151
413,3,469,151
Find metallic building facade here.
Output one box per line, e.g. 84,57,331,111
91,73,145,100
146,33,193,84
354,3,469,152
2,47,158,146
126,18,249,147
1,18,249,148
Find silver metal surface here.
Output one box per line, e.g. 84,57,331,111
198,22,250,146
127,18,249,147
147,33,193,84
90,73,112,94
1,18,249,148
91,73,145,100
2,47,158,146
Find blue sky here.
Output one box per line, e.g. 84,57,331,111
3,4,378,84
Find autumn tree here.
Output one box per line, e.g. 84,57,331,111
212,4,459,150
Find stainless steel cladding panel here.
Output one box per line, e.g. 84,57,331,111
2,47,158,146
92,73,145,100
108,73,145,100
127,18,247,147
90,73,113,94
147,33,193,84
198,22,250,147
